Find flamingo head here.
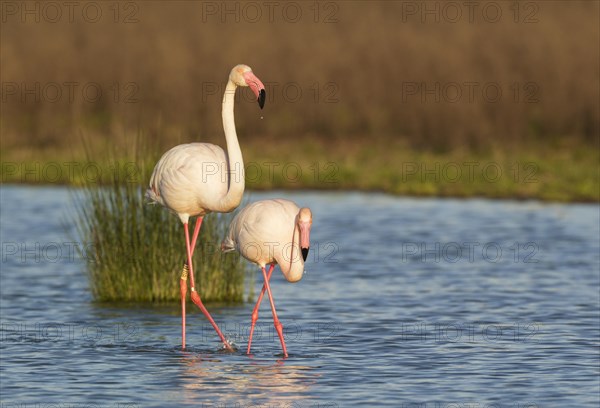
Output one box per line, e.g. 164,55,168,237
230,64,266,109
297,207,313,262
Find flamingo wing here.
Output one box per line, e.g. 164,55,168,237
147,143,229,217
223,199,300,265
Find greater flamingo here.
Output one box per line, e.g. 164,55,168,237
222,199,313,357
146,64,266,350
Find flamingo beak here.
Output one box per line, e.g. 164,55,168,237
301,247,309,262
243,71,266,109
299,221,311,262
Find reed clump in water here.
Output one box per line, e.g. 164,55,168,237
74,151,249,303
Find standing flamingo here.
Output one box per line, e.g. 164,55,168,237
222,199,313,357
146,64,266,350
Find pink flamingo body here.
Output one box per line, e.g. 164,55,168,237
222,199,313,357
146,64,266,350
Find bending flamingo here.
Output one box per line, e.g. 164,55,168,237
222,199,313,357
146,64,266,350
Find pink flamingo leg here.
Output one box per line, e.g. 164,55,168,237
189,216,203,257
183,222,233,351
180,268,187,349
247,264,275,354
179,217,202,350
261,265,288,357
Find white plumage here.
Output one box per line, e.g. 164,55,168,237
223,199,311,283
146,64,266,224
147,143,234,221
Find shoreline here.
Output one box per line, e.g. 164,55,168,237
2,141,598,203
2,183,597,204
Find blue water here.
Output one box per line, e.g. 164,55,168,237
1,186,599,407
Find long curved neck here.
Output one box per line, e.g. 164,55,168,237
218,79,245,212
275,224,304,283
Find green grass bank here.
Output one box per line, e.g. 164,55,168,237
2,138,598,202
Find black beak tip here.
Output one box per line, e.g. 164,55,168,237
301,247,309,262
258,89,266,109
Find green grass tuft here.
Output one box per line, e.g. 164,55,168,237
73,153,250,304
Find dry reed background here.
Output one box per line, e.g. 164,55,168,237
1,1,599,199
